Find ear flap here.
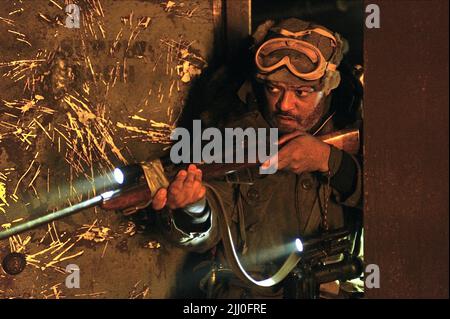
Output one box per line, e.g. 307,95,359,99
323,70,341,95
251,20,275,51
330,32,346,67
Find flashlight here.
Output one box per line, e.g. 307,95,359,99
294,238,303,252
113,168,124,184
113,164,144,186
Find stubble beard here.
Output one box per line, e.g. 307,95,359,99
265,99,327,135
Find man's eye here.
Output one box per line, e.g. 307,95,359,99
266,86,280,93
295,90,310,97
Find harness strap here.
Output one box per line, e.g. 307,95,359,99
204,182,302,289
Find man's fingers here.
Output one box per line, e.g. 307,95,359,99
169,169,187,194
276,147,293,170
167,170,188,208
152,188,167,211
184,164,197,188
186,168,205,206
165,165,206,210
194,168,203,182
262,133,305,170
176,169,188,181
197,186,206,199
261,155,275,170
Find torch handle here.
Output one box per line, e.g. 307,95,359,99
100,184,152,215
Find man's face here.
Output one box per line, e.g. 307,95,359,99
261,80,327,134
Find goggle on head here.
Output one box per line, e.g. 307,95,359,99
255,27,341,82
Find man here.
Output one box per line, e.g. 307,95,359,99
152,18,363,298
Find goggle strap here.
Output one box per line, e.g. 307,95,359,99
274,27,337,46
327,62,337,72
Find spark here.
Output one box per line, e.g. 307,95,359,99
26,220,106,272
27,163,41,188
0,57,46,88
129,282,150,299
33,119,54,141
38,13,52,23
7,30,26,37
0,182,8,213
49,0,63,10
16,38,32,47
58,250,84,262
101,240,108,258
13,152,39,197
130,115,147,122
138,17,152,29
9,8,24,16
116,121,172,144
0,16,15,26
164,1,176,12
74,291,107,297
0,59,45,67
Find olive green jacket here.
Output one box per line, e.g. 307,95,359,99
159,109,362,297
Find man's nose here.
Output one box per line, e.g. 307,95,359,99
277,90,296,112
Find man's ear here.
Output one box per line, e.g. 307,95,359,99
323,71,341,95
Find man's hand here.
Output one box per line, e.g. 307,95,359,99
262,131,331,174
151,164,206,211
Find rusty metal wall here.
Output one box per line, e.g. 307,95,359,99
364,0,449,298
0,0,214,298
